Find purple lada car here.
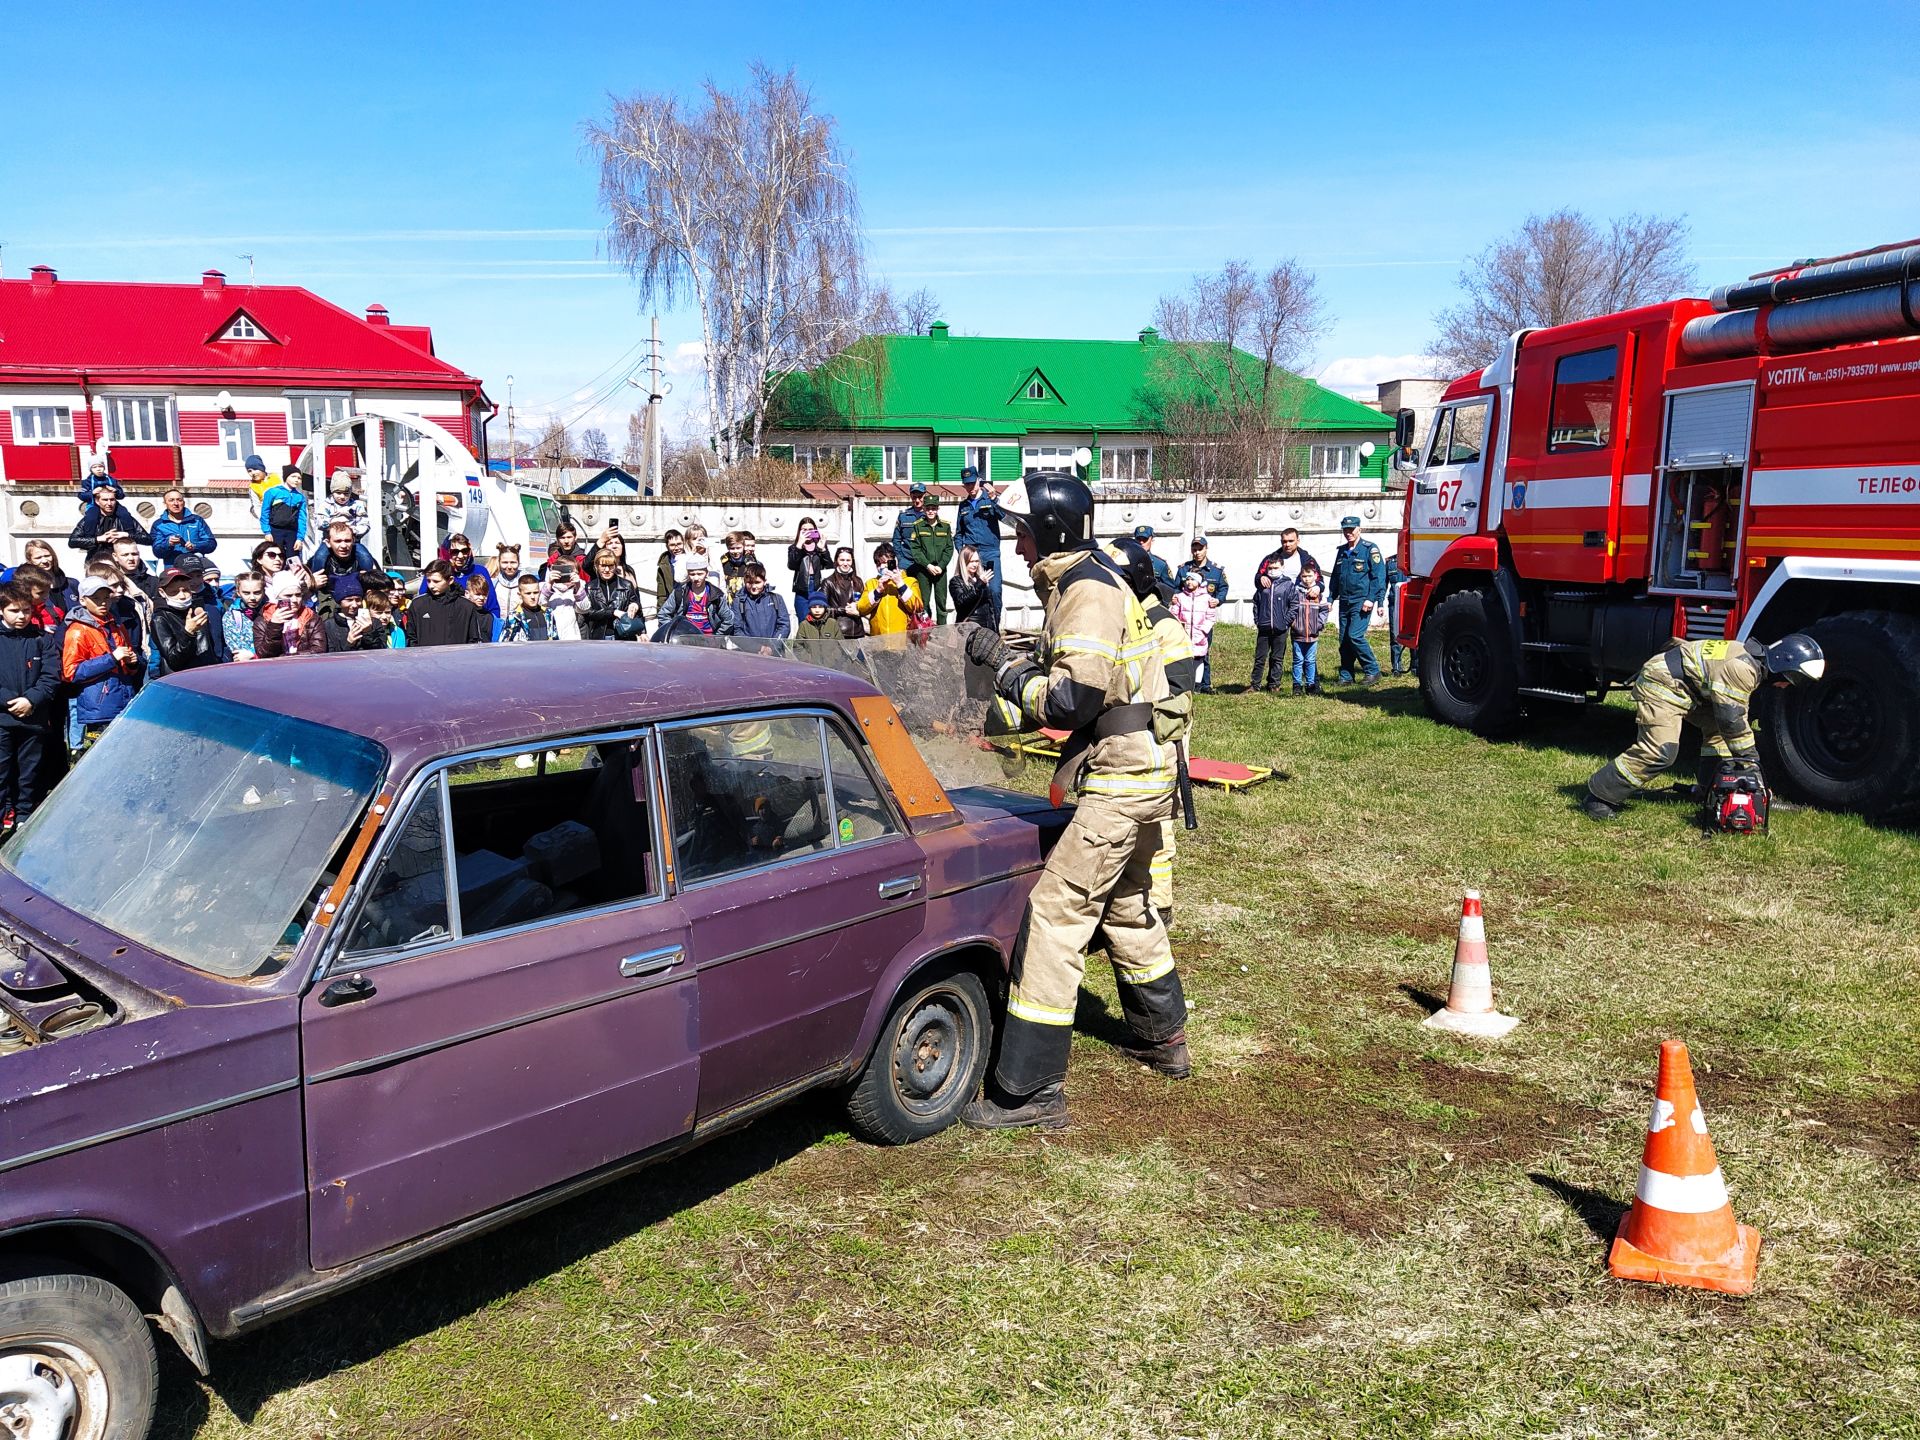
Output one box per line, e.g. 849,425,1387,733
0,644,1062,1440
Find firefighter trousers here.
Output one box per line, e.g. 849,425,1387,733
1589,672,1753,804
996,790,1185,1096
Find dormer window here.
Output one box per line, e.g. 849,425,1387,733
1011,368,1062,406
1026,380,1046,400
211,310,276,344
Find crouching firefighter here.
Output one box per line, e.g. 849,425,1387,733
1583,633,1824,820
960,473,1189,1131
1109,535,1197,917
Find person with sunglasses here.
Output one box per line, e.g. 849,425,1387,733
419,535,499,617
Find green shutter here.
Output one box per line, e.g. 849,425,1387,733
851,445,883,480
767,444,794,462
989,445,1021,485
911,445,932,484
1085,443,1100,483
935,445,963,484
1360,442,1389,487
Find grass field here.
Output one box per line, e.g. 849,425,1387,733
163,626,1920,1439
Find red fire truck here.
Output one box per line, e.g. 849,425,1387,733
1395,239,1920,819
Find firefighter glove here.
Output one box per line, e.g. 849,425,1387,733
963,623,1008,672
995,659,1042,705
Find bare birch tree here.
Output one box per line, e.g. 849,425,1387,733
1430,210,1695,375
590,66,869,465
621,411,647,470
580,426,612,462
533,417,571,469
1144,259,1330,491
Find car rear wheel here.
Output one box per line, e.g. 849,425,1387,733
846,967,991,1144
0,1273,156,1440
1756,610,1920,818
1418,587,1521,735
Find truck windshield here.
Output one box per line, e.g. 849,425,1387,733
2,687,385,979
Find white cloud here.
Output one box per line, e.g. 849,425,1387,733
1314,353,1443,395
665,341,706,376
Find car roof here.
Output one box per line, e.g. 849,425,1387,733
161,644,881,770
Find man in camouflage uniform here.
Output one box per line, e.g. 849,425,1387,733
961,475,1188,1130
1584,632,1824,820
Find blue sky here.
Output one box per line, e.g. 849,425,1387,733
5,1,1915,448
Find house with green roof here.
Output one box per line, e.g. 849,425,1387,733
764,322,1395,492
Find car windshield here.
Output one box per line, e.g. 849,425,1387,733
2,687,385,979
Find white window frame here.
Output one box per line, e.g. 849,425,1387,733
1310,443,1359,478
219,419,257,463
1021,444,1077,475
1101,445,1151,483
11,406,73,444
1025,380,1047,400
288,392,355,443
962,444,992,481
104,395,175,445
881,445,913,484
796,444,850,480
219,314,267,341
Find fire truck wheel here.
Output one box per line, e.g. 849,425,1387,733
1418,588,1521,735
1756,610,1920,818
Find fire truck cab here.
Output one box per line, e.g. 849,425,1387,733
1399,239,1920,819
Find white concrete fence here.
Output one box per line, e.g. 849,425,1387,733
3,482,1403,632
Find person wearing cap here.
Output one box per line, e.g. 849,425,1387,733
1328,515,1386,684
313,469,371,542
150,568,224,673
259,465,310,554
652,553,735,640
75,457,124,510
243,454,273,520
906,496,956,624
795,591,837,641
68,484,150,568
1129,524,1174,591
174,556,232,664
60,574,143,751
891,481,929,561
955,468,1006,610
151,486,217,567
310,520,378,607
1172,536,1228,604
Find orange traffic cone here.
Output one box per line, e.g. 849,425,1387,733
1609,1039,1760,1295
1423,890,1519,1038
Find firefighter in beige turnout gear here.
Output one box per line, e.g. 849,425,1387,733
1109,536,1196,915
1584,632,1825,820
960,474,1188,1131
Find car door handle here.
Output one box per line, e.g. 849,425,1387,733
878,875,923,901
1461,500,1478,509
620,945,684,979
319,973,376,1007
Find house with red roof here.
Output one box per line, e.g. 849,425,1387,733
0,265,492,496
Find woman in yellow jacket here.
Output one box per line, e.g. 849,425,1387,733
857,541,925,635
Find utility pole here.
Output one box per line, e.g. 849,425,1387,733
649,316,664,495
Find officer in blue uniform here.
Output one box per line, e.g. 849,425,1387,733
1328,514,1385,684
954,468,1005,609
891,482,928,561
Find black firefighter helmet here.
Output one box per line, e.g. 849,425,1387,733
1762,632,1825,686
1106,536,1161,603
999,471,1094,558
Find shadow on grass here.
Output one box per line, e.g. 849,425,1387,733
1528,1172,1629,1244
157,1096,845,1437
1398,983,1445,1017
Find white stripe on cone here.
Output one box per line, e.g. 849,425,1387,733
1423,892,1517,1038
1635,1165,1732,1215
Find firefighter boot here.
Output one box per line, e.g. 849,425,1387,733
959,1082,1069,1132
1581,792,1624,822
1120,1031,1191,1079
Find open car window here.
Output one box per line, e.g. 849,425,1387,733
663,717,833,885
341,733,661,958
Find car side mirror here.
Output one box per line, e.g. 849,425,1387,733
1393,408,1416,451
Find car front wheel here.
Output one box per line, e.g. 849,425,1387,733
846,967,991,1144
0,1273,157,1440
